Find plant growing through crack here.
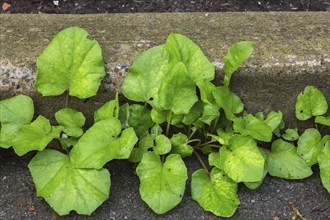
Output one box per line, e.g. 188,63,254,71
0,26,329,217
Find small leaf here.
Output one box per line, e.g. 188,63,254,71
128,104,154,137
55,108,85,137
197,80,216,104
158,62,198,115
233,114,273,142
28,149,110,216
35,27,105,98
223,41,253,87
244,148,268,190
315,115,330,127
191,168,240,217
264,111,282,132
136,152,188,214
94,100,118,123
170,133,193,158
12,116,62,156
267,139,313,179
0,95,34,148
165,33,214,83
295,86,328,120
212,86,243,121
129,136,154,163
208,152,221,168
153,134,172,155
182,101,204,125
297,128,322,165
70,118,138,169
317,138,330,193
121,45,169,102
219,135,265,182
200,104,220,125
282,128,300,141
118,103,130,129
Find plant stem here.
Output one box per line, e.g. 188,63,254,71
192,146,214,154
188,127,197,140
211,116,219,134
193,150,210,175
199,140,218,147
166,111,172,136
187,139,201,146
115,91,119,118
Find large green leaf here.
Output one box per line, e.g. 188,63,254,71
191,168,240,217
55,108,85,137
200,104,220,125
158,62,198,115
0,95,34,148
297,128,322,165
182,101,204,125
317,138,330,193
70,118,138,169
28,149,110,216
219,135,265,182
233,114,273,142
267,139,313,179
136,152,188,214
212,86,244,120
295,86,328,120
12,116,62,156
264,111,283,132
94,99,118,123
197,80,216,104
128,104,154,137
122,45,169,102
153,134,172,155
170,133,193,158
35,27,105,98
129,136,154,163
165,33,214,83
223,41,253,86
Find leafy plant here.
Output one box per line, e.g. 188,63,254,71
0,26,329,218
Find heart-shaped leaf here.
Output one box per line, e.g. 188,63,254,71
55,108,85,137
295,86,328,120
218,135,265,182
35,27,105,98
158,62,198,115
121,45,169,102
297,128,322,165
165,33,214,83
0,95,34,148
191,168,240,217
28,149,110,216
12,116,62,156
317,137,330,193
136,152,187,214
233,114,273,142
267,139,313,179
70,118,137,169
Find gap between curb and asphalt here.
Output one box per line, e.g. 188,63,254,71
0,12,329,219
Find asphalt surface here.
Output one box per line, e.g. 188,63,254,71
1,148,329,220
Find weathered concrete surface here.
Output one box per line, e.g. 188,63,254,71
0,13,329,125
0,13,330,220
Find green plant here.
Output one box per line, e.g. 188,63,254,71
0,26,329,217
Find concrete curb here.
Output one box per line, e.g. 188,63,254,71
0,12,330,219
0,13,329,125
